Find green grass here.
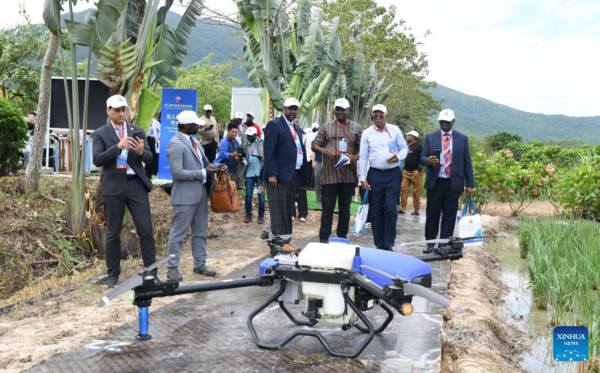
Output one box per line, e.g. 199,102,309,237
239,189,362,215
519,217,600,371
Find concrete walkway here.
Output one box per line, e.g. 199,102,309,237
32,211,449,373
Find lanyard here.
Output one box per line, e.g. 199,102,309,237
288,123,298,141
249,141,258,154
337,120,348,135
372,125,392,138
114,125,125,140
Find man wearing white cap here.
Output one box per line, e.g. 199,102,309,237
198,104,219,163
358,104,408,250
263,97,309,252
421,109,474,254
312,98,363,243
165,110,226,280
399,130,424,215
243,126,265,224
92,95,156,288
245,111,261,137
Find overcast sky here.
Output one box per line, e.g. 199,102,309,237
2,0,599,117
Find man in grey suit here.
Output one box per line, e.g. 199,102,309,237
166,110,226,281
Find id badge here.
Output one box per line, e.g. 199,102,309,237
338,139,348,153
116,156,127,169
248,156,254,164
388,140,397,154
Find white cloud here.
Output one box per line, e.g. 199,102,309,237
383,0,600,116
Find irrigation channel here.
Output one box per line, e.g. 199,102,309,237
490,235,573,373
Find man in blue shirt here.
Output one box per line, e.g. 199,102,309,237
243,126,265,224
358,104,408,250
215,122,240,182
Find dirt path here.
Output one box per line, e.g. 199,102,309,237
0,190,558,372
0,210,324,373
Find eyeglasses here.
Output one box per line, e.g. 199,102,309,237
372,114,385,119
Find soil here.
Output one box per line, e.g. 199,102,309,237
0,179,325,373
441,215,526,373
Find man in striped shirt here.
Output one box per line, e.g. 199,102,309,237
312,98,363,243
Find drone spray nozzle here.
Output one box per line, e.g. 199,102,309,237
352,247,362,272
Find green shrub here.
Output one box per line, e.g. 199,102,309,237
558,156,600,221
0,99,29,175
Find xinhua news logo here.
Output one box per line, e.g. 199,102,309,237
553,326,588,362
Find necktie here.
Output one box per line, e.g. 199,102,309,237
190,137,199,158
443,133,452,175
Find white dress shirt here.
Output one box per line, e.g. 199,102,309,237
358,123,408,182
283,116,303,170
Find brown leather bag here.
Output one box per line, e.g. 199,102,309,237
210,170,239,213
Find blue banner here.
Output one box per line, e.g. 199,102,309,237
158,89,198,180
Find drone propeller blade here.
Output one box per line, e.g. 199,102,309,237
399,239,450,246
399,235,503,247
143,254,175,274
403,283,464,313
360,265,406,282
98,274,143,308
98,254,174,307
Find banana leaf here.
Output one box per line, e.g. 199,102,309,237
136,88,161,132
300,70,333,116
257,66,284,111
42,0,63,35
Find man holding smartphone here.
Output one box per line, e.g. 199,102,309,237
198,104,219,163
420,109,475,254
165,110,226,281
358,104,408,250
92,95,156,288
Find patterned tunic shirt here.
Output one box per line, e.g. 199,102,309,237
312,120,363,185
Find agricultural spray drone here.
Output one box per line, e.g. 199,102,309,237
98,236,480,358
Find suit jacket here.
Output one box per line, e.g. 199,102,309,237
166,132,215,206
263,115,309,185
93,122,153,196
421,129,475,193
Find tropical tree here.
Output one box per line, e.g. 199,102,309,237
235,0,342,126
93,0,203,132
173,54,242,124
38,0,128,242
0,9,47,115
317,0,439,130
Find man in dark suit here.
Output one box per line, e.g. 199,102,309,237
92,95,156,288
421,109,475,253
263,97,309,252
165,111,225,281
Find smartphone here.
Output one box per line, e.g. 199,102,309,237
212,163,224,169
433,149,441,160
132,130,143,140
237,150,245,158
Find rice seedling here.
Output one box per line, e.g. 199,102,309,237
520,217,600,372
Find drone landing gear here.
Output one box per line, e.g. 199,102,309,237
247,281,376,358
354,302,394,334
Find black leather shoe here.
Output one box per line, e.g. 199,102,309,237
104,276,118,288
260,231,269,240
423,244,434,254
411,211,420,216
194,266,217,277
244,215,252,223
398,209,406,214
167,268,183,281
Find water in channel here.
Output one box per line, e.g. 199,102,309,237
488,235,575,373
